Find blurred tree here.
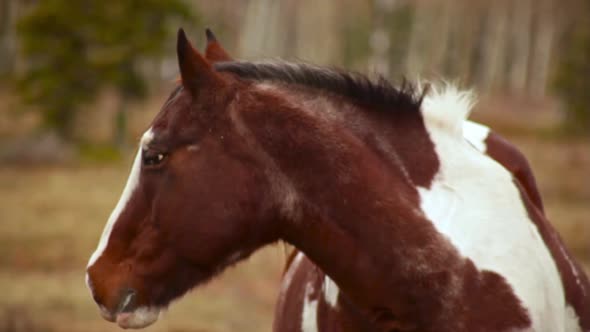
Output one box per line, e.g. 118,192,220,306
553,0,590,134
341,8,371,70
16,0,195,143
0,0,16,79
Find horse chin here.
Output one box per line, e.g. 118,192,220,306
115,307,161,329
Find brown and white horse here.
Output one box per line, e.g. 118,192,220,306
86,29,590,331
203,30,570,332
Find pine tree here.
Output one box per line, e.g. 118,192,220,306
16,0,196,139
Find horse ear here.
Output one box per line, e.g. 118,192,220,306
177,28,224,93
204,28,233,62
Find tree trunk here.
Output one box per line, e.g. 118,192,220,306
294,0,340,65
444,1,481,83
45,106,75,140
475,0,509,94
114,95,129,150
508,0,532,94
0,0,17,77
527,0,555,97
428,0,452,76
368,0,396,77
405,0,430,79
238,0,285,58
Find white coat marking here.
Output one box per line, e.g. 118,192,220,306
302,281,319,332
419,87,573,331
564,306,583,332
421,84,474,138
279,252,304,298
87,128,154,271
323,275,340,308
462,120,490,153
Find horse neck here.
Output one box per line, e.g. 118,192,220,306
237,86,466,329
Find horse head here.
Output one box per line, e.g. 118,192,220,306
85,29,280,329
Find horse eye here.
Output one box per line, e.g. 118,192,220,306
142,150,167,167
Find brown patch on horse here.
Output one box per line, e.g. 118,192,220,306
486,132,545,212
514,179,590,330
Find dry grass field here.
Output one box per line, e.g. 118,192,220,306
0,164,285,332
0,96,588,332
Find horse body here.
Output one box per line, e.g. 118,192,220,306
85,30,589,332
256,80,580,332
274,114,589,331
275,118,560,332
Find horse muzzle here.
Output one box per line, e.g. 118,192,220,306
115,306,161,329
95,288,161,329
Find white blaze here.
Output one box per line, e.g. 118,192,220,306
87,129,154,271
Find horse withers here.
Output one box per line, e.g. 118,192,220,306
86,29,590,331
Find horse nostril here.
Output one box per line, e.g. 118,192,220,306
117,288,137,313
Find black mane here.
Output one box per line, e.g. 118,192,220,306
214,60,424,112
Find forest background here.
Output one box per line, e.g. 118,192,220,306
0,1,588,331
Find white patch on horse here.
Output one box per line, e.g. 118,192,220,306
564,305,583,332
302,280,319,332
87,128,153,271
322,275,340,308
417,181,460,233
419,87,568,331
279,252,305,297
462,120,490,152
421,84,475,138
140,128,155,149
